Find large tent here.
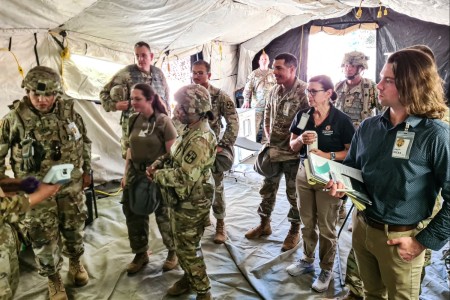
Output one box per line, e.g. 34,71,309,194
1,0,449,181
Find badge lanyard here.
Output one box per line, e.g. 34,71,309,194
392,122,415,159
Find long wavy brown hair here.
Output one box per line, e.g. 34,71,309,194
387,49,447,119
131,83,169,115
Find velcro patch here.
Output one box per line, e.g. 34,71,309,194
184,150,198,164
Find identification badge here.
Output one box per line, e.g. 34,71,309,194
68,122,82,141
392,131,414,159
297,113,309,130
283,102,291,116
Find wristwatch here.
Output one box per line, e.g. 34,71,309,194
330,152,336,161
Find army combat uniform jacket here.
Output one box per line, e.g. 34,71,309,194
243,68,276,112
0,191,31,300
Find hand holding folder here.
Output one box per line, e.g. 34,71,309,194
304,153,372,210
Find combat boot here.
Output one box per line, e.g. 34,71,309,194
167,274,191,296
245,216,272,239
196,291,213,300
126,251,149,274
48,272,68,300
69,257,89,286
213,219,227,244
162,250,178,271
281,223,300,251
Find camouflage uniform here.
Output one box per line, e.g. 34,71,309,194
0,191,30,300
242,68,276,142
0,95,91,277
100,64,170,158
122,112,177,254
207,84,239,220
259,78,308,222
153,84,217,295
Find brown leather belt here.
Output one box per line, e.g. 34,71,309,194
357,211,417,232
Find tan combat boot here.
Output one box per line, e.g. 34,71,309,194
281,223,300,252
213,219,227,244
167,274,191,296
69,257,89,286
245,216,272,239
162,250,178,271
48,272,68,300
126,251,149,274
196,291,213,300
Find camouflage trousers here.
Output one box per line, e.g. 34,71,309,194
255,111,267,143
122,185,174,253
25,180,87,277
0,224,19,300
211,171,225,219
346,196,442,297
258,159,300,223
171,202,211,294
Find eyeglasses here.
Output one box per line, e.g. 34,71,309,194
192,71,207,76
305,89,325,96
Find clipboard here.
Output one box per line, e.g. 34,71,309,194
306,153,372,207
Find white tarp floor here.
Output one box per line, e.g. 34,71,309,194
14,162,450,300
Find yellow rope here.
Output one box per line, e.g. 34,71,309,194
0,48,24,78
94,188,123,197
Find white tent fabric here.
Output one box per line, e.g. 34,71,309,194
1,0,449,181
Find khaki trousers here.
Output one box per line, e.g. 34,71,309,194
296,166,342,270
353,212,425,300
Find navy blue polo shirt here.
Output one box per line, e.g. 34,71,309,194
289,104,355,160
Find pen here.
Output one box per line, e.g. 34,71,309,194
322,188,352,192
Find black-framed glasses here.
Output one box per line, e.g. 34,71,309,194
305,89,325,96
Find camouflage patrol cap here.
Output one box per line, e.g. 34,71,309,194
110,85,128,101
22,66,63,95
341,51,369,69
174,84,211,114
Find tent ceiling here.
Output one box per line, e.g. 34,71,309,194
1,0,448,56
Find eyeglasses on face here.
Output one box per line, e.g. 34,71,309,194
305,89,325,96
192,71,207,76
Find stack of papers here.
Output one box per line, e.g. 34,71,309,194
304,153,372,210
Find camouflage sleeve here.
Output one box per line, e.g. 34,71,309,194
264,87,275,133
0,115,12,179
75,112,92,173
243,72,255,103
0,192,30,225
99,67,129,112
154,136,211,188
219,92,239,147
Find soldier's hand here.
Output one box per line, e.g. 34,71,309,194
116,101,131,111
216,146,223,153
242,101,250,109
82,172,91,189
146,166,156,182
121,177,126,188
29,183,60,206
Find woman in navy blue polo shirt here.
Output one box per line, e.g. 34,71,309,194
285,75,355,293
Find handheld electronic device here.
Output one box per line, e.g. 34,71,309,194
42,164,74,184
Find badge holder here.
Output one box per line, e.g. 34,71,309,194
392,122,415,159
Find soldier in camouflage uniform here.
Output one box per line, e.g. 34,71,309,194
245,53,309,252
335,51,381,221
148,84,217,300
0,66,92,300
242,51,276,143
120,83,178,274
0,180,59,300
99,41,170,159
190,60,239,244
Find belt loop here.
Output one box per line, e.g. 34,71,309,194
384,224,389,236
